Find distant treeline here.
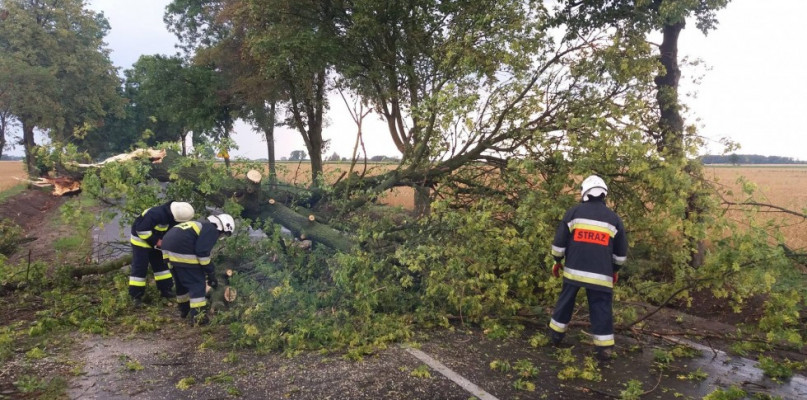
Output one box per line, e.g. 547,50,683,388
700,154,806,165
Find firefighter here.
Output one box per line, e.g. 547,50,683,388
160,213,234,325
548,175,628,361
129,201,195,306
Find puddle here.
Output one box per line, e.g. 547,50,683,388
665,336,807,399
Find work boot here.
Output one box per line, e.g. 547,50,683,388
160,289,175,300
178,302,190,319
550,330,565,347
595,347,613,362
131,296,144,309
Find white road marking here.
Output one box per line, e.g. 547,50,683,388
404,347,500,400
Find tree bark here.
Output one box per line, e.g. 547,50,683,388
22,120,37,177
654,20,706,268
654,21,685,156
72,254,133,278
264,101,277,185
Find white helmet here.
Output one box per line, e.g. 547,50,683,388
170,202,195,222
581,175,608,201
207,213,235,235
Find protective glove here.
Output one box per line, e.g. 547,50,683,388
613,272,619,284
552,263,563,278
207,274,218,289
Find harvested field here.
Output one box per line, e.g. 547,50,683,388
706,165,807,251
269,161,413,209
0,161,25,192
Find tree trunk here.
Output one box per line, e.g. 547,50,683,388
181,132,188,156
654,21,685,156
22,120,37,177
414,185,431,216
308,134,323,186
0,112,7,160
265,101,277,185
654,20,706,268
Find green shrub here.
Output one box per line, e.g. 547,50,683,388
0,218,23,256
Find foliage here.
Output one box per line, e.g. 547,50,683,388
121,54,233,155
0,0,123,172
513,359,539,379
176,377,197,390
620,379,644,400
703,386,746,400
512,379,536,392
410,364,432,379
528,332,550,348
757,356,795,382
679,368,709,381
125,359,144,372
758,291,804,347
489,359,511,373
205,372,234,384
0,217,23,255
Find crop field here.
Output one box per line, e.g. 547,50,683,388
0,161,25,192
271,161,414,209
1,161,804,249
705,165,807,251
271,162,807,249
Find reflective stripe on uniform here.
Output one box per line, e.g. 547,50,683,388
176,293,190,303
549,318,567,333
130,234,152,248
155,224,169,232
190,297,207,308
563,266,613,289
162,251,201,265
591,333,615,346
176,221,202,235
198,256,211,265
567,218,617,237
153,270,172,281
612,254,627,265
551,245,565,258
129,276,146,287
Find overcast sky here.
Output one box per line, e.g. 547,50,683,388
85,0,807,161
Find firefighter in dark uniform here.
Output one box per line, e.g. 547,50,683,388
549,175,628,361
160,213,234,325
129,201,195,305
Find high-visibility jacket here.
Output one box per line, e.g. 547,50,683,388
160,220,220,270
130,201,178,249
550,198,628,292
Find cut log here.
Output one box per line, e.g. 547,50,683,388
223,286,237,303
72,254,133,278
1,255,133,296
73,148,166,167
246,170,262,184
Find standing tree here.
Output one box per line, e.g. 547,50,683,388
553,0,731,267
289,150,307,162
166,0,338,186
125,55,232,156
0,0,123,175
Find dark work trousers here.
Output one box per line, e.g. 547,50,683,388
129,245,173,299
172,266,208,318
549,281,614,348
